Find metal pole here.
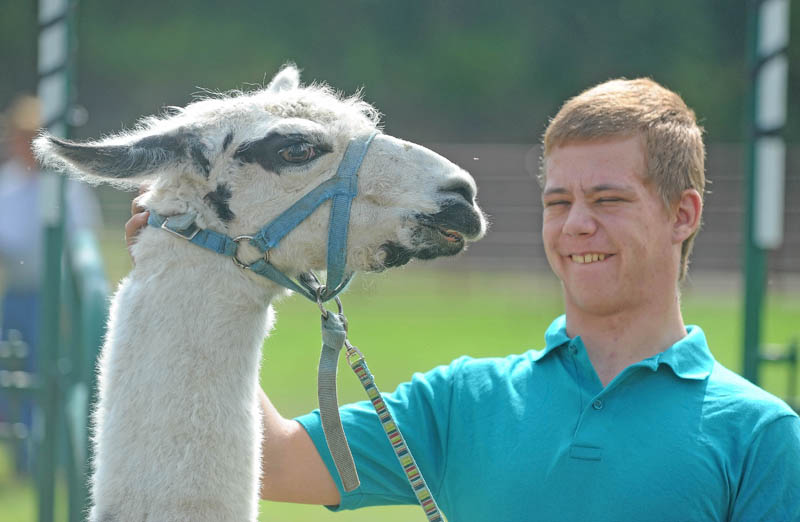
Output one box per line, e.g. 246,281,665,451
742,0,790,384
37,0,74,519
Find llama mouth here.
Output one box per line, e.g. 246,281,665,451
378,225,468,269
376,201,483,270
427,225,465,245
417,200,485,241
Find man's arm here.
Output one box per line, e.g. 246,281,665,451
729,415,800,521
124,204,339,506
258,388,340,504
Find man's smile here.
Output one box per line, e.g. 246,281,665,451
568,253,613,264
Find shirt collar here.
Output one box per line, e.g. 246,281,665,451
650,325,714,380
527,315,570,362
533,315,715,381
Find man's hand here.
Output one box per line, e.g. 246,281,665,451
125,192,149,262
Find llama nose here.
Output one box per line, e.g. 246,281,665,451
440,179,476,204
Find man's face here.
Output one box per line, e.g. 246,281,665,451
541,135,679,317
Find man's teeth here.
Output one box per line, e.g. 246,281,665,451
571,253,606,264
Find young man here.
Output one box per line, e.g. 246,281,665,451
126,78,800,520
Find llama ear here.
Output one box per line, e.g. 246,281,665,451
33,130,210,187
267,65,300,93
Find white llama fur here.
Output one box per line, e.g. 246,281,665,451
34,66,486,522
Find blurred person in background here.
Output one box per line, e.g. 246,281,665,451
125,79,800,520
0,94,101,473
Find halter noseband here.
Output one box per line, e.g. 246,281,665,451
147,131,378,302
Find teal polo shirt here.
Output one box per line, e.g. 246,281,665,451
296,316,800,521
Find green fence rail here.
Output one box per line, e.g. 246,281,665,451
0,227,108,521
0,330,35,468
62,229,109,521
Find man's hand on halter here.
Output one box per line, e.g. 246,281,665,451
125,188,149,263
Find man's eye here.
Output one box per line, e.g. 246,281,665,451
278,142,317,163
597,198,622,203
545,200,569,207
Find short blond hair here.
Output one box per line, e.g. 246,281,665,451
541,78,706,281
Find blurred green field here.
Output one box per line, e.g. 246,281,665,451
2,242,799,521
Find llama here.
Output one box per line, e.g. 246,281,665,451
34,66,486,522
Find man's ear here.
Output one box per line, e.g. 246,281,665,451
33,128,210,188
672,188,703,244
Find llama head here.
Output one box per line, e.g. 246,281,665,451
34,66,486,278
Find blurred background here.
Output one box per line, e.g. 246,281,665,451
0,1,798,521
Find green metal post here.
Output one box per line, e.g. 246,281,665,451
37,0,76,519
63,7,87,520
37,164,64,522
742,0,790,384
63,265,82,522
742,0,764,384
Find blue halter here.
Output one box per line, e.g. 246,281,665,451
147,131,378,303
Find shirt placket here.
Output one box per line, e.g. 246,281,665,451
565,338,627,461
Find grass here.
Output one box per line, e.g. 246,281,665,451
2,245,799,521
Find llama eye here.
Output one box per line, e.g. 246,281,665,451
278,142,317,163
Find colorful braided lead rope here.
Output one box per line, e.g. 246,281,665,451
348,349,446,522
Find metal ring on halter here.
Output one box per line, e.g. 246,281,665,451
315,285,346,327
336,297,348,332
315,285,329,318
232,235,269,269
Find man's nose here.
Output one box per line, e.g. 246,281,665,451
562,200,597,237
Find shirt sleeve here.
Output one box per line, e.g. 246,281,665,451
294,357,463,511
729,414,800,522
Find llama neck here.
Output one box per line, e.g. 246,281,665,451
129,232,284,342
91,239,283,521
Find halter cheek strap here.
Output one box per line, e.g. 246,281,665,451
146,131,377,303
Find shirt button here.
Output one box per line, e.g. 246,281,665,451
569,345,578,355
592,399,604,410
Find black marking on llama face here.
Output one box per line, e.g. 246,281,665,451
190,143,211,177
222,131,233,152
417,200,483,239
233,132,331,174
439,179,475,204
379,242,415,268
204,183,235,222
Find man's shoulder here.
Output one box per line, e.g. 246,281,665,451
449,350,540,376
704,361,798,426
436,350,543,397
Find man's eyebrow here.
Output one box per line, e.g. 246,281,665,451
542,184,635,197
542,187,569,197
585,183,635,194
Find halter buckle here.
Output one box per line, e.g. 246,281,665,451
161,216,199,241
